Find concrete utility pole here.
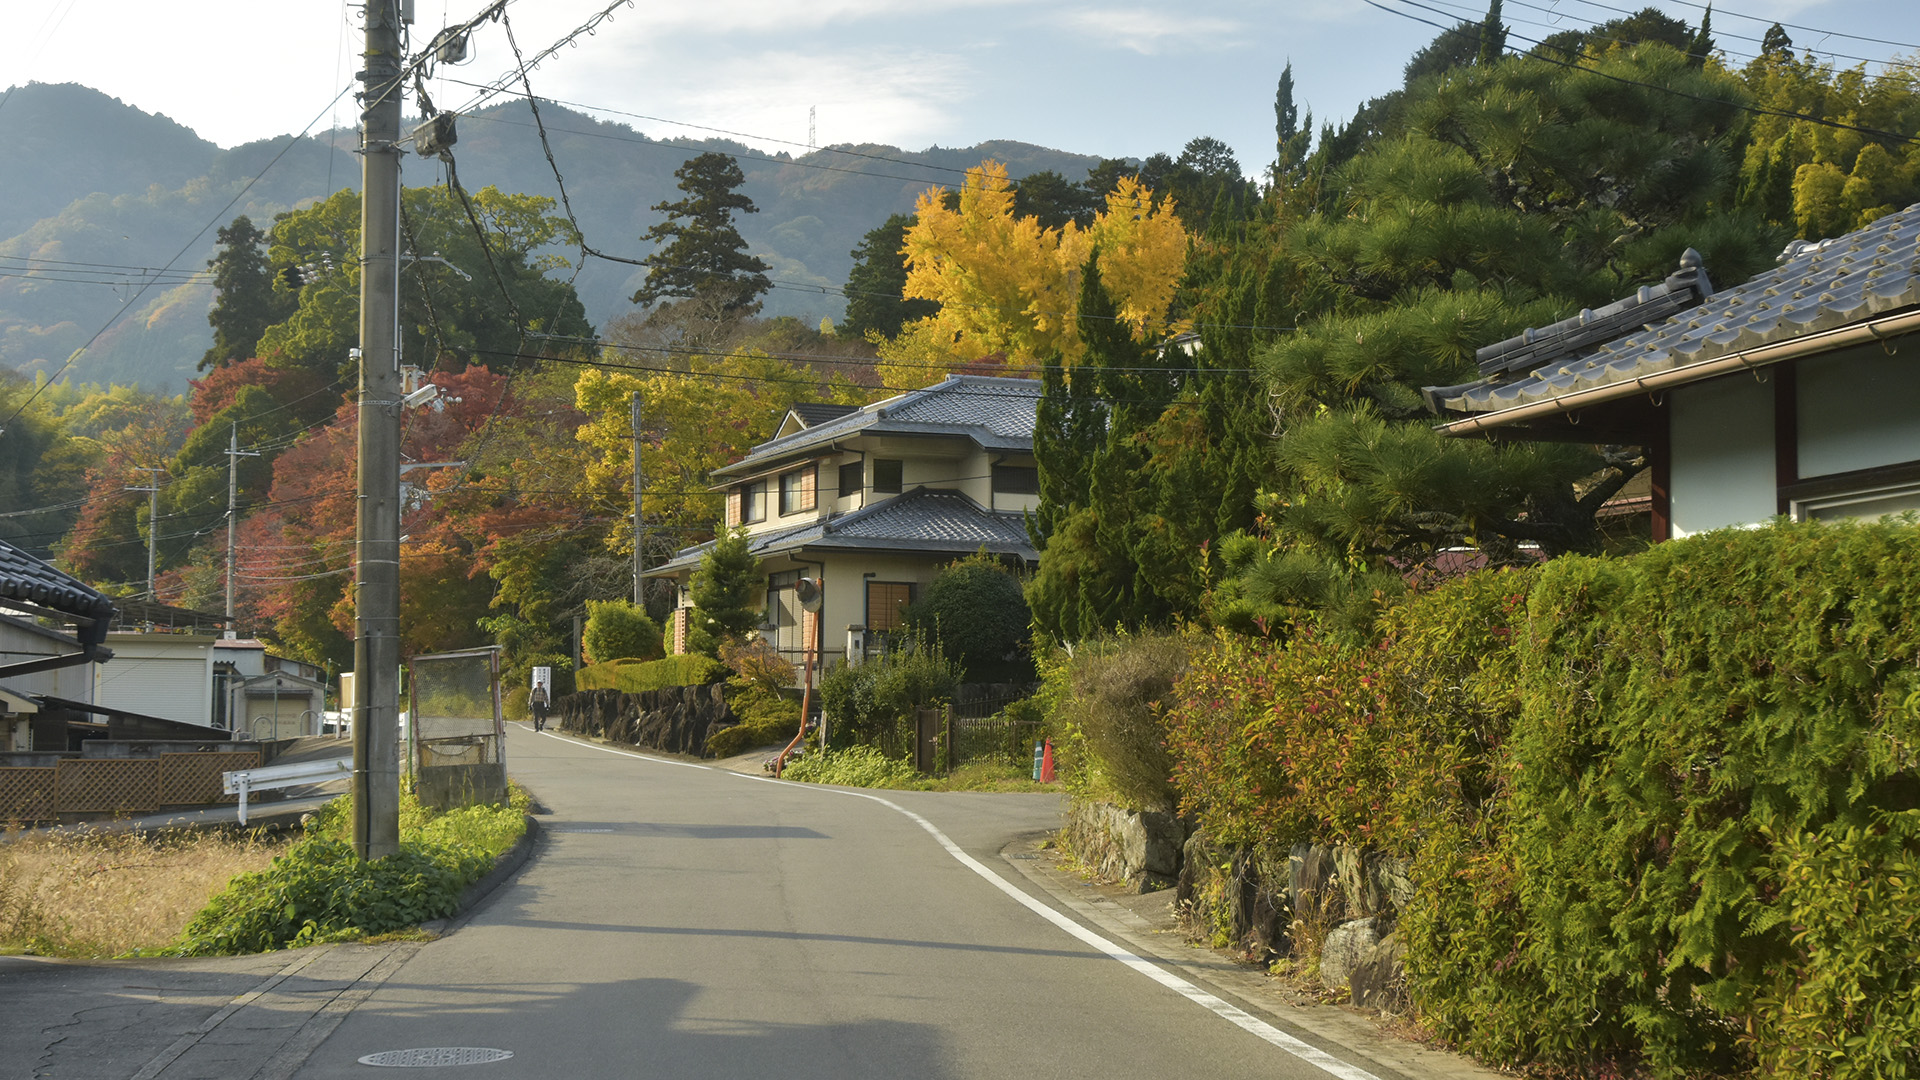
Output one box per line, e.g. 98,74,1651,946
224,424,259,634
125,466,164,602
641,388,656,611
353,0,406,861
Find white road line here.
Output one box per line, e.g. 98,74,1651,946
555,736,1382,1080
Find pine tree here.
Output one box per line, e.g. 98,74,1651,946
839,213,937,340
201,216,288,371
633,152,771,316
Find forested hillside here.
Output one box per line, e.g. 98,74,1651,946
0,81,1103,391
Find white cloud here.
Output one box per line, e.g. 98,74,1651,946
1047,8,1243,54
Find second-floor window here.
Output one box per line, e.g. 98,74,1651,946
838,460,863,498
873,458,904,494
778,466,817,516
992,464,1039,495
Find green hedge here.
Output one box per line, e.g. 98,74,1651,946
575,654,726,693
1161,519,1920,1078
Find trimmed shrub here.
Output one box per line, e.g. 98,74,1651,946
576,654,726,692
582,600,662,665
704,686,801,758
1157,519,1920,1077
904,552,1034,682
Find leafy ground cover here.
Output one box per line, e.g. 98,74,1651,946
780,747,1049,793
173,785,531,955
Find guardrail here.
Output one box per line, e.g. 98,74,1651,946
221,757,351,824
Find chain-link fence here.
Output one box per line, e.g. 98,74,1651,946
408,647,506,807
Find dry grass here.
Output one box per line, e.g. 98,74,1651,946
0,826,289,957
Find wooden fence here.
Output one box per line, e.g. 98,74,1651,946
0,751,260,823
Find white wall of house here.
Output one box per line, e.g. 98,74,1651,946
1797,344,1920,477
94,634,217,727
0,615,96,702
1669,374,1777,538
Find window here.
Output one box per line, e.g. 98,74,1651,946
1792,479,1920,523
838,460,863,498
732,480,765,524
992,464,1039,495
778,467,817,516
866,581,913,632
873,458,904,494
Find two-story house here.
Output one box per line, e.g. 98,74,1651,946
646,375,1042,671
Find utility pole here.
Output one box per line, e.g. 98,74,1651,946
224,424,259,635
353,0,406,862
631,391,644,606
124,466,165,602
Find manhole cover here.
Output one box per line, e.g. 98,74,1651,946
357,1047,514,1067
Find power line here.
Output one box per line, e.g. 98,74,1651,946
1567,0,1920,51
1363,0,1920,146
0,82,360,434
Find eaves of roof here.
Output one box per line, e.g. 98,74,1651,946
646,488,1035,576
1426,203,1920,425
711,376,1039,480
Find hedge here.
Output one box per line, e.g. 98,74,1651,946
1161,519,1920,1078
575,654,726,693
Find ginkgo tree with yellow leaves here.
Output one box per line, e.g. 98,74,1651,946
572,348,866,584
876,161,1190,388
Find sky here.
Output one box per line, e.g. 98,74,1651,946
3,0,1916,177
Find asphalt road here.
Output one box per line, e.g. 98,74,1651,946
270,727,1403,1080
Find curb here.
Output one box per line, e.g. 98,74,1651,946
419,814,540,936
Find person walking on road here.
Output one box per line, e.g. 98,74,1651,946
529,683,550,732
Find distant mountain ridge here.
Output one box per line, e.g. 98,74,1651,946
0,82,1108,392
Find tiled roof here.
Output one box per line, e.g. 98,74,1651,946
714,375,1039,478
1426,203,1920,417
787,402,862,427
650,488,1036,573
0,540,114,622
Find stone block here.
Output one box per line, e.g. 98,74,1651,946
1318,916,1382,992
1347,931,1408,1012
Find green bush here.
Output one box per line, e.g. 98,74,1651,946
1050,632,1186,813
175,787,527,954
904,552,1034,682
781,746,920,788
576,653,726,692
704,685,801,758
817,633,960,755
1158,519,1920,1077
582,600,662,664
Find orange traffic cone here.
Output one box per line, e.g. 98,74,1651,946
1040,738,1056,783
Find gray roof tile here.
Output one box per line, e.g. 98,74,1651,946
1428,203,1920,416
714,376,1039,478
651,488,1035,573
0,540,114,620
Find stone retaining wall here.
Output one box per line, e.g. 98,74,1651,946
554,684,735,756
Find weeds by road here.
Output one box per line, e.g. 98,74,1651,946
0,826,288,958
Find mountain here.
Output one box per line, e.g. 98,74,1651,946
0,83,1107,393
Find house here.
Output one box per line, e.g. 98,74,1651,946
0,539,115,751
1424,204,1920,537
646,375,1042,672
93,633,326,735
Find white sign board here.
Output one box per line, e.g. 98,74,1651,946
531,666,552,693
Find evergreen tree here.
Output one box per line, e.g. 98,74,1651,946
839,213,937,340
1476,0,1507,66
633,152,771,317
689,527,762,642
1761,23,1793,56
201,216,288,371
1686,6,1715,67
1012,170,1097,229
1273,63,1313,185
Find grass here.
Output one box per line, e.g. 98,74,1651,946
781,749,1054,792
0,825,290,958
0,781,534,959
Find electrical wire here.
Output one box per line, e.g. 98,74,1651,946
1362,0,1920,146
0,81,361,434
